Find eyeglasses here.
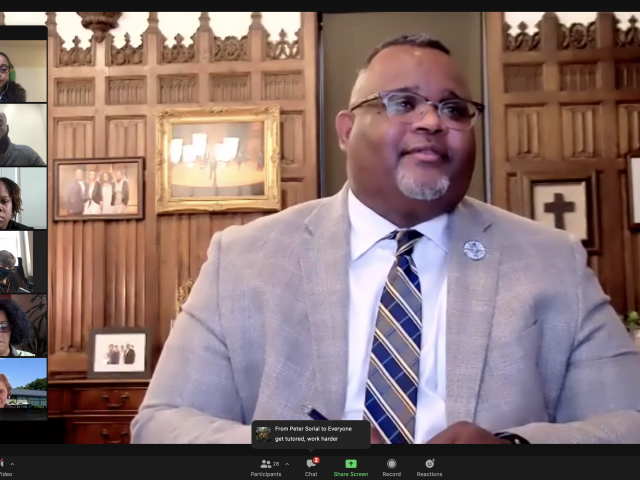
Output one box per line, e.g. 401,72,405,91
0,323,10,333
0,66,9,74
349,90,485,131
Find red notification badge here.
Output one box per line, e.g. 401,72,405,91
313,457,320,464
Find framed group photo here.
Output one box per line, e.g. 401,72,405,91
52,157,145,221
87,327,152,379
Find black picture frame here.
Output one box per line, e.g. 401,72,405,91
626,150,640,231
87,327,152,380
521,171,600,255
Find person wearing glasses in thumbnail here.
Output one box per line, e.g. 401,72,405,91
0,111,45,166
0,298,34,357
0,177,34,230
0,53,26,103
133,34,640,445
0,251,29,294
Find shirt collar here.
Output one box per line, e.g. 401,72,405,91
348,189,449,261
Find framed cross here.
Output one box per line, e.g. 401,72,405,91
522,172,600,255
543,193,575,230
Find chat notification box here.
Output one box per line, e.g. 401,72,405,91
251,420,371,451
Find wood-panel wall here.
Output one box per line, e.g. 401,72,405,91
486,12,640,313
46,12,319,377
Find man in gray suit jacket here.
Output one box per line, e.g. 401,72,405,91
132,34,640,444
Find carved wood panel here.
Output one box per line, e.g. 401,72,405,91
45,12,319,377
487,12,640,313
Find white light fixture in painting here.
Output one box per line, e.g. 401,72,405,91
223,137,240,158
169,139,184,164
192,133,208,157
182,144,196,168
214,143,231,164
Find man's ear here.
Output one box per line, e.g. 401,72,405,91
335,110,354,153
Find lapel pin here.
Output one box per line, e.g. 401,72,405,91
463,240,486,261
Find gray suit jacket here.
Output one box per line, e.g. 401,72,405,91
132,188,640,444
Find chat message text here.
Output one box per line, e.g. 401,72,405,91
251,420,370,451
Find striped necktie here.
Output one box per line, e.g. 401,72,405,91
364,229,423,444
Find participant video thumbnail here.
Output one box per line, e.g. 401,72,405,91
0,39,46,103
0,294,47,357
0,166,47,229
0,104,46,166
0,231,43,293
0,357,47,420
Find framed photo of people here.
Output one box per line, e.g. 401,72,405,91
87,327,152,379
52,157,145,221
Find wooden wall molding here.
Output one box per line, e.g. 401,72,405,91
77,12,123,43
47,12,319,377
486,12,640,312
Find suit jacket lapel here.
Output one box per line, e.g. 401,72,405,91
300,187,350,420
445,197,500,424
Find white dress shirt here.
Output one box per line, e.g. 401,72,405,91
342,190,449,443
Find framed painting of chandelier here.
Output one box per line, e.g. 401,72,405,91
155,105,282,214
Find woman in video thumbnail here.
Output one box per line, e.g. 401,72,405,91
0,53,26,103
0,177,33,230
0,298,33,356
0,251,30,294
0,373,28,420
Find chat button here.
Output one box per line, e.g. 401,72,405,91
306,459,317,468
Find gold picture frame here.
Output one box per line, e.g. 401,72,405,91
156,106,281,214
